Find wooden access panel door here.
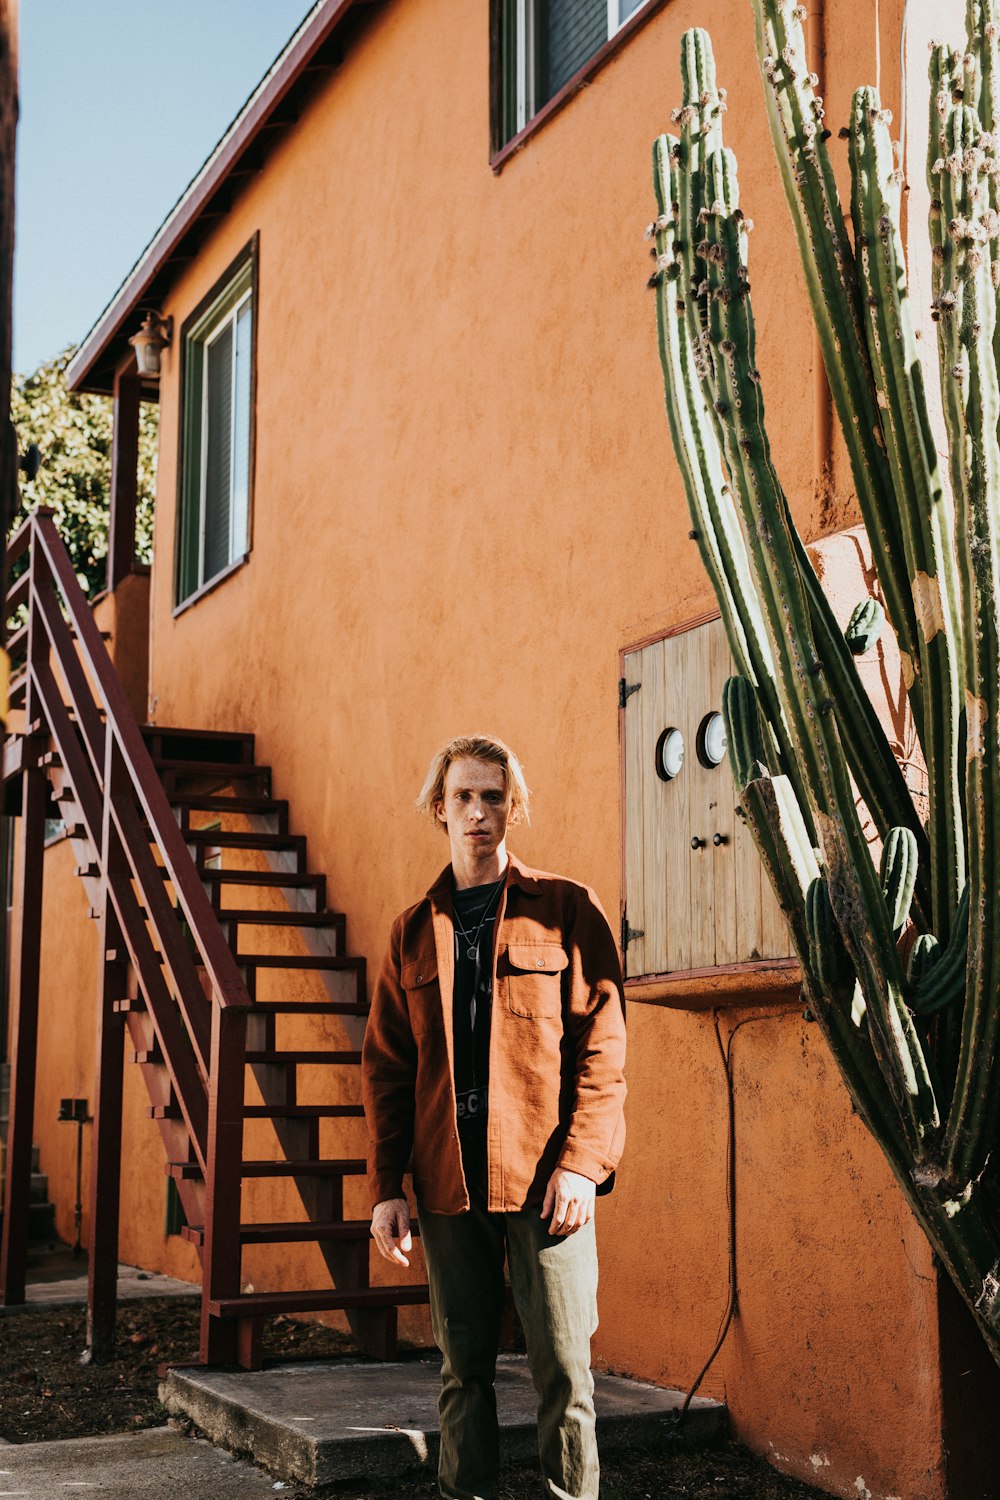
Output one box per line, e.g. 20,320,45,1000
622,616,793,979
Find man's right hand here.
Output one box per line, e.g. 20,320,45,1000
371,1197,412,1266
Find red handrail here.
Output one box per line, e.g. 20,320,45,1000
3,508,257,1171
30,512,252,1011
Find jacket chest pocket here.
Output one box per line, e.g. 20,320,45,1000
505,943,568,1019
401,956,442,1035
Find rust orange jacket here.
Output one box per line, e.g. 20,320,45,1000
362,853,627,1214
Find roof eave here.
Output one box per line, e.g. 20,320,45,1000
66,0,372,395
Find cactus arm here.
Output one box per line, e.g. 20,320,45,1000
966,0,1000,136
724,675,914,1155
650,133,802,795
935,110,1000,1187
650,139,752,663
793,536,933,929
671,42,927,890
700,158,938,1150
748,0,921,680
850,87,966,935
913,883,969,1016
676,30,726,358
928,46,962,310
880,826,919,935
845,597,885,655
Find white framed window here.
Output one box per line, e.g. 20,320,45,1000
176,244,256,606
498,0,650,145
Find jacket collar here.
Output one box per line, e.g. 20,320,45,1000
426,850,544,901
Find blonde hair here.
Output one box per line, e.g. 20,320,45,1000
416,734,531,831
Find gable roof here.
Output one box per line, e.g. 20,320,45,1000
66,0,382,395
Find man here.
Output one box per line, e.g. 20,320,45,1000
362,733,626,1500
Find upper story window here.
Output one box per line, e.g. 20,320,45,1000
497,0,648,147
175,239,257,608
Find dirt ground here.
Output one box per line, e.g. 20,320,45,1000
0,1293,824,1499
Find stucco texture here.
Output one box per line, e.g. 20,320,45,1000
20,0,980,1494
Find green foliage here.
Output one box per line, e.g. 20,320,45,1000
9,347,157,597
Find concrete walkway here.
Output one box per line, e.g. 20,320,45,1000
0,1260,197,1316
0,1428,281,1498
161,1355,725,1488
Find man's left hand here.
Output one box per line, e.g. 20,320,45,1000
541,1169,596,1236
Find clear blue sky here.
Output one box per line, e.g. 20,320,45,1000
14,0,312,374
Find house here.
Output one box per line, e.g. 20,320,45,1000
0,0,995,1494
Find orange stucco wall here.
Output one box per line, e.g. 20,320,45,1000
22,0,978,1494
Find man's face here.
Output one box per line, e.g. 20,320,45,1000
435,757,510,867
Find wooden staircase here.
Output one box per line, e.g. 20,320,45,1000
0,508,427,1367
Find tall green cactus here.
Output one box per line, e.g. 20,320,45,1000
651,0,1000,1363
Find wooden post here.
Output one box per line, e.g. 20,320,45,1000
200,1001,248,1366
0,760,44,1304
86,735,128,1361
106,362,141,594
0,0,20,1143
0,0,18,538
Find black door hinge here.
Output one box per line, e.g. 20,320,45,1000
619,677,641,710
621,911,645,951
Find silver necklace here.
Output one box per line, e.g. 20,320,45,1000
453,879,503,961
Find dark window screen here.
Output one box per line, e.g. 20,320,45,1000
541,0,606,101
203,321,234,581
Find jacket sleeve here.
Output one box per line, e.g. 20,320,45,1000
362,916,417,1207
556,886,627,1185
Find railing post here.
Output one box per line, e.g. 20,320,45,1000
0,758,45,1304
86,734,128,1361
106,361,141,594
200,1000,250,1367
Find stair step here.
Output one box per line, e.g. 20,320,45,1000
217,909,343,928
117,998,368,1017
242,1104,365,1119
150,1102,367,1123
183,1217,386,1248
196,869,325,891
178,830,305,853
208,1285,430,1317
245,1050,362,1065
245,1001,369,1015
236,954,362,971
166,1157,367,1181
151,758,271,780
141,724,255,745
168,794,287,816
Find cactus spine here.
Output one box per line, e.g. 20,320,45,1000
651,1,1000,1363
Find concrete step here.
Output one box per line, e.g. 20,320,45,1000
160,1356,725,1488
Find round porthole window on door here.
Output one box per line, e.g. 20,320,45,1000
697,711,728,769
654,727,685,782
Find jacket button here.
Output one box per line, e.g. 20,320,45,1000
416,973,424,983
536,958,544,968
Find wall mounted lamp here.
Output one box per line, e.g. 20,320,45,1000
128,309,173,378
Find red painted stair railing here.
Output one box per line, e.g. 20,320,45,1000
0,507,426,1366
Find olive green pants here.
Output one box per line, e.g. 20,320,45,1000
417,1153,599,1500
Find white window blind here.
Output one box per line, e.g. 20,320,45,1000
178,260,254,605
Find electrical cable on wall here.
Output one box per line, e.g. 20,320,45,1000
678,1008,797,1422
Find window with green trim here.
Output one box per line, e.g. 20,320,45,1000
496,0,648,146
176,252,255,605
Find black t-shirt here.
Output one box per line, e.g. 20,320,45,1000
451,875,505,1140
